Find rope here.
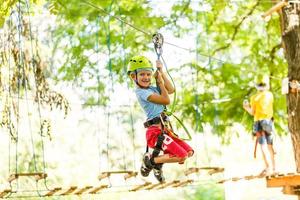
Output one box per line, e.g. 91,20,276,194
7,10,13,178
152,33,192,140
16,0,22,177
203,7,213,165
119,12,137,172
95,15,103,179
194,11,202,133
20,0,38,174
104,0,114,187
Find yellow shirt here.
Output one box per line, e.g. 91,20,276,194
250,90,273,121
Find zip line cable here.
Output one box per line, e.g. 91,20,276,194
81,0,195,52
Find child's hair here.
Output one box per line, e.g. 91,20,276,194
255,74,269,90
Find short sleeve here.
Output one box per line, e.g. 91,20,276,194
136,88,154,102
266,91,274,104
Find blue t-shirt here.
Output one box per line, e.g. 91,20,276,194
135,86,164,120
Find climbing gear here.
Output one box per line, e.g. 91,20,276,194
153,164,165,183
140,153,153,177
143,116,161,128
127,55,153,75
143,113,169,128
151,33,192,140
140,153,165,182
151,131,165,162
152,33,164,60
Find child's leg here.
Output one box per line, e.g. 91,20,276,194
153,154,187,164
151,134,189,164
171,136,194,158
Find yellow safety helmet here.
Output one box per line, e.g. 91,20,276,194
127,55,153,75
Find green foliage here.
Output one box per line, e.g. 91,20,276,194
185,182,225,200
1,0,288,139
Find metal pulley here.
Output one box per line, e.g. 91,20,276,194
152,33,164,59
152,33,164,48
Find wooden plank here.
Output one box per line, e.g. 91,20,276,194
185,167,224,176
124,172,138,180
267,174,300,187
8,173,47,182
8,174,18,182
0,189,11,198
98,172,110,180
232,177,242,182
156,180,180,189
89,185,108,194
244,175,256,180
172,179,193,188
282,186,296,195
98,171,136,180
144,182,164,190
262,1,288,18
184,168,199,176
130,182,152,192
59,186,78,195
74,186,93,195
43,187,62,197
208,168,224,175
35,173,48,181
218,178,231,184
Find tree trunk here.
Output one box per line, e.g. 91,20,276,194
281,3,300,199
282,2,300,171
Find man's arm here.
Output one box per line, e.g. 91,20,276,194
243,102,254,116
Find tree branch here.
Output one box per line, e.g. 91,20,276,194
270,43,282,63
164,0,191,27
211,1,260,56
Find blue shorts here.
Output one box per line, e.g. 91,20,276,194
253,119,274,145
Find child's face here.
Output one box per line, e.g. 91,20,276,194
135,70,153,88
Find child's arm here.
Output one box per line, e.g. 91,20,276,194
156,60,175,94
147,71,170,105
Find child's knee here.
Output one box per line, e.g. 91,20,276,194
178,156,187,164
187,150,194,157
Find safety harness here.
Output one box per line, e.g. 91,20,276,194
253,118,275,158
144,112,176,164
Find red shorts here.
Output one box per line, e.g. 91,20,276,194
146,126,194,158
